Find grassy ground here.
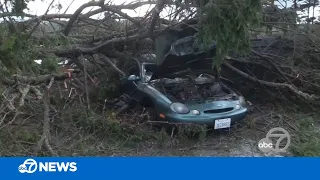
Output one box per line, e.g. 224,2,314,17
0,99,319,157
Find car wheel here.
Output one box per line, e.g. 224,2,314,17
140,106,179,135
143,107,163,131
142,107,173,132
143,107,157,122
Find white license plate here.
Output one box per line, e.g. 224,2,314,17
214,118,231,129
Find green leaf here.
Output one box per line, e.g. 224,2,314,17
2,36,16,51
197,0,262,72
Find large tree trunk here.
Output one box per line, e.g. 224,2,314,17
312,3,315,24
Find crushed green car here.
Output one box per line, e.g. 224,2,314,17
115,30,249,129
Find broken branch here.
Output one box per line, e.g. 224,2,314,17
223,61,320,101
18,84,31,107
37,77,58,156
78,55,91,110
93,53,126,76
3,71,80,86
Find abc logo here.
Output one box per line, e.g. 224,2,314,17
257,127,291,154
258,142,273,148
258,138,274,153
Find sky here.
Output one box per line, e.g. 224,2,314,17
25,0,320,21
26,0,152,18
274,0,320,19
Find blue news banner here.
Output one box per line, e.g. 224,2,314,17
0,157,319,180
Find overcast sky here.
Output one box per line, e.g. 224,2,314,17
26,0,319,20
26,0,152,18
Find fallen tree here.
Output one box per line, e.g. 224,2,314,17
0,0,320,156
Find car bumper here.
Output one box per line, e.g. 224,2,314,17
163,108,248,127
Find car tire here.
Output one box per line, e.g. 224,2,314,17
143,107,175,133
143,107,163,131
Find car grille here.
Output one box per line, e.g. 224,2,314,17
204,108,234,113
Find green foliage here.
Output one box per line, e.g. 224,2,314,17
0,0,70,77
0,28,39,75
197,0,262,71
39,34,71,47
16,129,38,142
40,54,59,74
11,0,33,15
291,116,320,156
0,24,70,77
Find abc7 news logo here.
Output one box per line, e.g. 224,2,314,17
258,127,290,154
18,159,37,173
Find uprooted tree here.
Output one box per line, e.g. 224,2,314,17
0,0,320,155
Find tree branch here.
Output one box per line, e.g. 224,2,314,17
223,62,320,101
63,0,105,36
251,49,293,83
3,71,80,85
148,0,166,36
53,31,152,56
37,77,58,156
93,53,125,76
18,84,31,107
78,55,91,110
100,6,142,28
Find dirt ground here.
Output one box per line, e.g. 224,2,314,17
127,126,293,157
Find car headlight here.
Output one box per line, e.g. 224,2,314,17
192,110,200,115
170,102,190,114
239,96,246,106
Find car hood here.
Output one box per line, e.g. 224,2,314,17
154,34,217,78
153,28,279,78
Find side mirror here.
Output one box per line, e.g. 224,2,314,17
128,75,140,81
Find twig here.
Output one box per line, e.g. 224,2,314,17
63,0,76,14
0,111,11,126
18,84,31,107
78,55,90,110
100,5,142,28
0,111,21,130
28,0,56,38
30,86,43,100
36,77,58,156
2,92,19,111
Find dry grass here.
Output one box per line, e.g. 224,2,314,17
0,95,319,157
